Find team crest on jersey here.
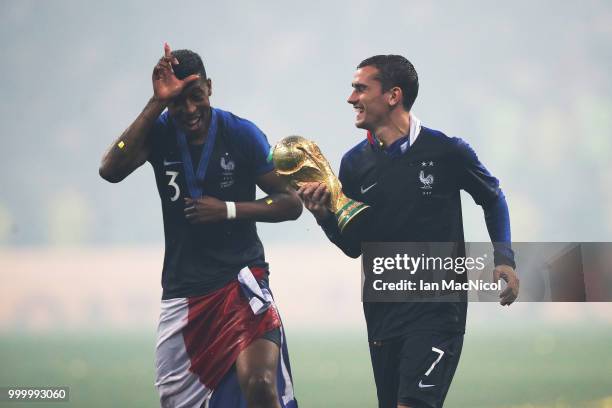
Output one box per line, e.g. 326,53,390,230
220,153,235,188
419,161,435,196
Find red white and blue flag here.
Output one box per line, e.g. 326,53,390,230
155,267,297,408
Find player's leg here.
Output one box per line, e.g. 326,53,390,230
370,337,446,408
436,335,464,405
369,338,403,408
396,332,464,408
236,336,281,408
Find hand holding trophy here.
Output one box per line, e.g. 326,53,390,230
271,135,369,232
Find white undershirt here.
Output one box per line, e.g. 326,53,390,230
400,112,422,154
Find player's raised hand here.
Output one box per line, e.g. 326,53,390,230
494,265,519,306
297,182,332,224
184,196,227,224
152,42,201,103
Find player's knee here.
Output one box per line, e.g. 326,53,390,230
244,371,278,404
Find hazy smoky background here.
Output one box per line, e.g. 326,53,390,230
1,0,612,331
1,2,611,406
1,0,611,248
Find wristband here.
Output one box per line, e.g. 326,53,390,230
226,201,236,220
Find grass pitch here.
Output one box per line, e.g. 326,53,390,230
1,325,611,407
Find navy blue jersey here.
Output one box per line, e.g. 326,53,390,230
148,108,274,299
322,126,506,340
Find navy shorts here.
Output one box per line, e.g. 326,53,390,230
369,331,464,408
260,327,282,347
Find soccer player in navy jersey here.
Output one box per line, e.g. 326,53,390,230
99,43,301,408
298,55,519,408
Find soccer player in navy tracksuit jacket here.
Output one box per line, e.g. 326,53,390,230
99,43,301,408
298,55,519,408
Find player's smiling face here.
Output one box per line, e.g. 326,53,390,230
168,78,212,136
347,66,389,130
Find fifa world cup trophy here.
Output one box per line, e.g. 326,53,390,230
271,135,369,232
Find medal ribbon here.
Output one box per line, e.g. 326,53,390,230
175,108,218,198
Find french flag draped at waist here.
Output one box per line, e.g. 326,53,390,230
155,266,297,408
183,266,280,389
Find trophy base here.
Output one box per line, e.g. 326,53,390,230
336,200,370,233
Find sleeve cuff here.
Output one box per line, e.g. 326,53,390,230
493,244,516,269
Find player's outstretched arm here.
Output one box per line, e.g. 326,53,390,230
247,171,303,222
99,43,200,183
297,182,362,258
183,171,302,224
453,138,520,305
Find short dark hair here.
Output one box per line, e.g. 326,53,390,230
357,55,418,111
171,49,207,80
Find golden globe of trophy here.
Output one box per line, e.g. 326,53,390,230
271,135,369,232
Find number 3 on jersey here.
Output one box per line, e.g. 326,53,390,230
165,171,180,201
